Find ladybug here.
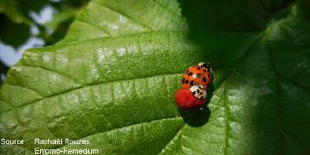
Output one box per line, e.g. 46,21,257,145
174,88,204,110
181,62,212,89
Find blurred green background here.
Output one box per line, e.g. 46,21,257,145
0,0,90,83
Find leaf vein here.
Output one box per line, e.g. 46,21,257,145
54,116,182,150
93,1,154,31
18,64,82,86
266,25,308,152
75,19,112,37
157,123,186,154
0,73,180,115
5,83,44,98
151,0,180,17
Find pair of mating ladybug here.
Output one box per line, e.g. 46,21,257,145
174,62,212,110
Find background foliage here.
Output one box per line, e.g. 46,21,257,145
1,0,310,154
0,0,89,46
0,0,89,83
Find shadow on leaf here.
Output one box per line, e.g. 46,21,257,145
179,106,211,127
179,83,214,127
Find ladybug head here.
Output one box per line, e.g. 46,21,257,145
190,85,207,100
198,62,212,72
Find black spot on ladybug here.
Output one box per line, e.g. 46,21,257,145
203,69,207,72
196,73,201,78
190,81,194,86
188,72,193,76
197,67,201,70
185,80,189,84
208,74,211,78
202,77,206,82
182,78,185,83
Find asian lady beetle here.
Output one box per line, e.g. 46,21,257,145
181,62,212,89
174,62,212,110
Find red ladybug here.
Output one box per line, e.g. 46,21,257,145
181,62,212,89
174,62,212,110
174,89,204,110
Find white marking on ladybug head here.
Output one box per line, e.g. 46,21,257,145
198,62,206,67
190,85,199,93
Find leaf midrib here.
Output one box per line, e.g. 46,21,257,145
266,23,308,151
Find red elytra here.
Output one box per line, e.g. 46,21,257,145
174,89,204,110
181,65,212,89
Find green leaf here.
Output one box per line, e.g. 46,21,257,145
1,0,310,154
45,8,78,31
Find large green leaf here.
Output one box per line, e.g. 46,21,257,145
1,0,310,154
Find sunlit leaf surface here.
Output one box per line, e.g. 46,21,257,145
1,0,310,154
